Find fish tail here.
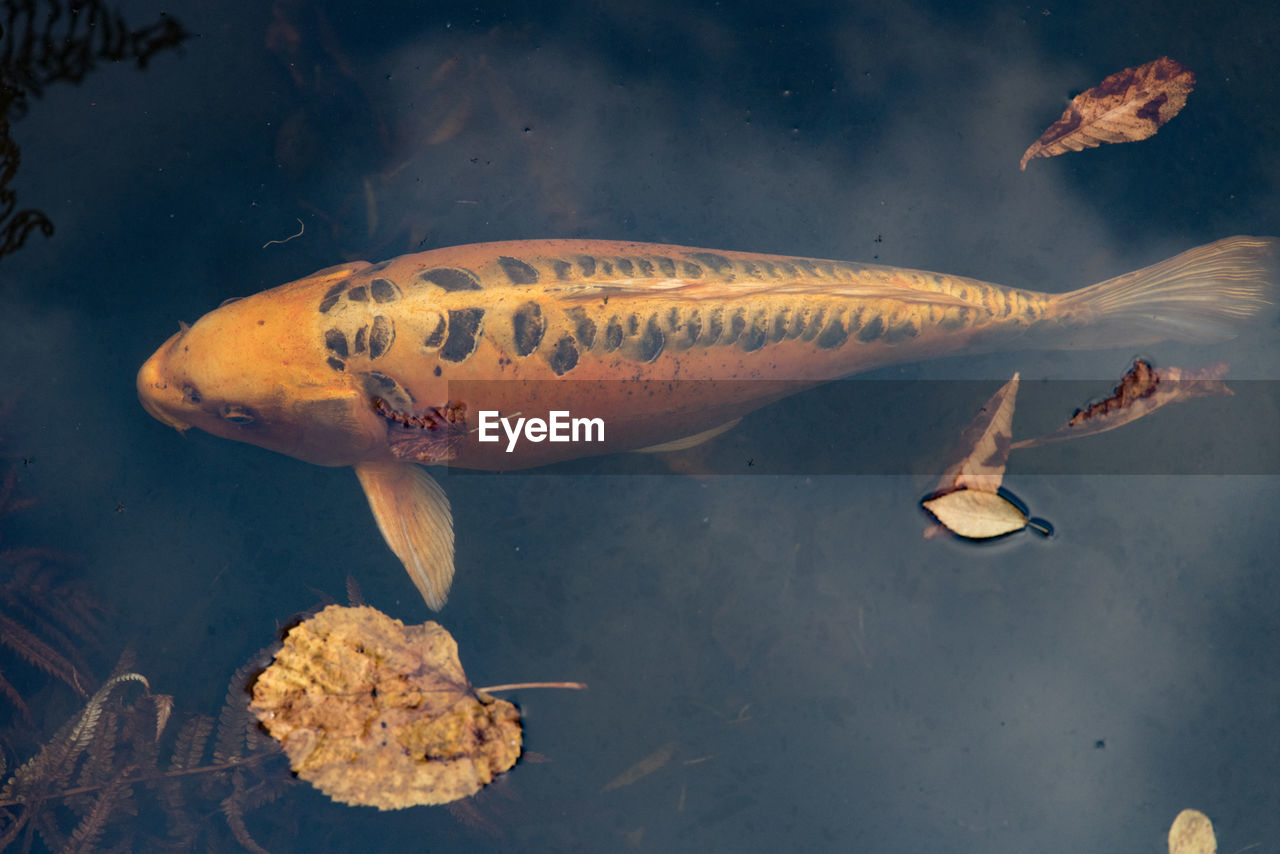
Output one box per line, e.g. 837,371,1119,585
1048,236,1277,348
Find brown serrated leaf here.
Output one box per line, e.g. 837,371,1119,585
934,373,1020,495
1020,57,1195,170
1167,809,1216,854
1011,360,1231,449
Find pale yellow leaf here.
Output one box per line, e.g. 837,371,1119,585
1168,808,1216,854
922,489,1028,539
935,373,1019,495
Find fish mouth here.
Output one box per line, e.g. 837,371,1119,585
137,329,193,432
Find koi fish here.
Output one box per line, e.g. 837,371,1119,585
137,236,1276,607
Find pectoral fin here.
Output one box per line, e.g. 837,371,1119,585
354,462,454,610
632,418,741,453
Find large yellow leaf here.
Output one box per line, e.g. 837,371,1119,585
1168,809,1216,854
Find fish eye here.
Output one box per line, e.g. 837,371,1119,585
181,384,202,404
220,404,256,424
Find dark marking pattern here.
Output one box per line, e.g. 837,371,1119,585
739,314,767,352
511,301,546,356
884,320,919,343
769,310,789,343
566,307,597,348
548,335,579,375
319,282,345,313
616,258,634,277
421,267,482,292
324,328,349,358
656,257,676,277
689,252,732,274
604,317,624,351
369,315,394,359
576,255,596,277
684,310,702,345
856,314,884,342
347,285,369,302
441,308,484,362
680,261,703,278
637,258,654,276
627,314,640,335
551,259,573,280
800,307,826,342
423,314,447,349
637,315,665,362
704,309,724,344
354,326,368,354
816,316,848,350
371,278,400,303
725,309,746,345
326,356,345,372
497,256,539,285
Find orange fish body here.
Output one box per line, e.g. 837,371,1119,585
137,236,1276,606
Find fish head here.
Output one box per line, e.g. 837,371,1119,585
137,286,389,467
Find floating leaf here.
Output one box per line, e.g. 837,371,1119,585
934,373,1020,495
1168,808,1216,854
248,605,521,809
1020,57,1195,170
922,489,1029,539
1011,360,1231,449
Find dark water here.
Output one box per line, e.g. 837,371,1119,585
2,0,1279,851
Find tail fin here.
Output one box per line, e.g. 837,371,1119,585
1049,236,1277,348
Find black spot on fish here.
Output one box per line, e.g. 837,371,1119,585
769,309,789,343
884,320,919,343
627,314,640,335
421,267,482,292
433,365,442,377
440,308,484,362
637,315,665,362
778,262,799,278
666,306,680,330
637,258,654,276
656,256,676,277
939,310,969,331
324,328,349,358
347,285,369,302
318,282,345,314
680,261,703,278
566,307,597,348
422,314,447,348
369,315,394,359
604,317,624,351
600,260,615,277
353,326,368,354
739,260,761,278
792,259,820,277
577,255,596,277
551,259,573,280
739,314,767,352
786,307,807,338
704,308,724,344
370,278,400,303
689,252,732,275
800,307,826,341
724,308,746,345
548,335,579,375
511,301,546,356
498,256,539,285
856,314,884,342
816,316,848,349
758,261,779,279
360,371,413,412
327,356,345,372
615,258,634,277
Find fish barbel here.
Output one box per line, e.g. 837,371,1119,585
137,236,1276,607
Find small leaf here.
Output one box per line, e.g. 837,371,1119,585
1167,808,1216,854
922,489,1028,539
1020,57,1195,170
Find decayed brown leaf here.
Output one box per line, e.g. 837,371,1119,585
248,605,521,810
1020,57,1195,170
1168,808,1216,854
1011,360,1231,449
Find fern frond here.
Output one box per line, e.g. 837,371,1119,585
62,770,135,854
0,610,86,695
